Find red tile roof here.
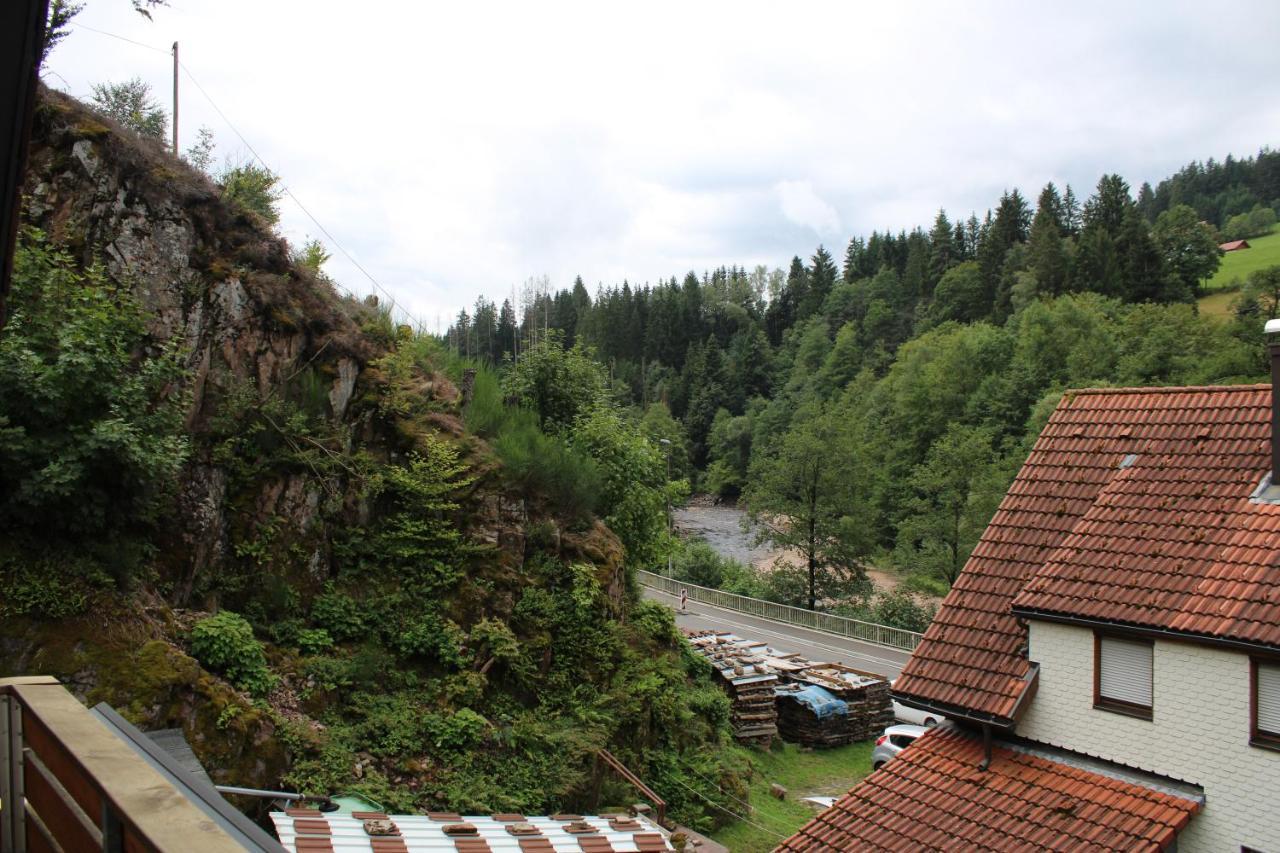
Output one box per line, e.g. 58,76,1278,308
1012,386,1280,642
893,384,1280,724
1220,239,1251,251
775,728,1200,852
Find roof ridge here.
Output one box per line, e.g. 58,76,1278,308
1065,383,1270,396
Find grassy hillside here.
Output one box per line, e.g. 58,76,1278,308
1205,225,1280,290
710,741,873,853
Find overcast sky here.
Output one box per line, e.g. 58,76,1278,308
44,1,1280,328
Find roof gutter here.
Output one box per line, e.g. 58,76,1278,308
1012,607,1280,656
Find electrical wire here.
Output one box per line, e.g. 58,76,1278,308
67,20,432,333
661,774,788,841
676,761,793,832
69,22,169,55
176,60,428,331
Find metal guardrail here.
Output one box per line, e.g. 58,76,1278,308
637,570,923,652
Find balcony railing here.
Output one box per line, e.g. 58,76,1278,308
1,675,280,852
637,569,924,652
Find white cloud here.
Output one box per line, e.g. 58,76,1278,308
776,181,842,238
41,1,1280,321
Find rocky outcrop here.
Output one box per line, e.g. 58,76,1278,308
22,90,382,603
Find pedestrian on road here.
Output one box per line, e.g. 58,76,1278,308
680,588,688,612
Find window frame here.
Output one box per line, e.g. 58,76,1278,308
1093,632,1154,721
1250,656,1280,751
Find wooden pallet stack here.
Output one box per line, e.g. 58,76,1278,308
773,664,894,747
686,632,778,747
682,630,893,750
795,664,894,744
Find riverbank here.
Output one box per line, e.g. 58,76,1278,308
672,498,942,609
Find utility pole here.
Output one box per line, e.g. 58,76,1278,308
171,42,179,155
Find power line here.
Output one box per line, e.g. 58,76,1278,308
69,21,169,55
661,774,788,841
676,761,794,834
176,60,427,331
67,21,432,334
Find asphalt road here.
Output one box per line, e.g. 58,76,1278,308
641,586,912,680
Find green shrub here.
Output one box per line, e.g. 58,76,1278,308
189,611,275,697
393,614,466,667
311,589,365,642
0,229,189,564
462,367,507,438
0,551,110,619
296,628,334,655
494,411,601,521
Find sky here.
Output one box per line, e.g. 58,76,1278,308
44,1,1280,329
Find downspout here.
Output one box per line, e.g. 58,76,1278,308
978,723,993,772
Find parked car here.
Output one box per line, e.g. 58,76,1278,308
871,724,929,770
889,679,946,727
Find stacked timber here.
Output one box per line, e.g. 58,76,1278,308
776,664,894,747
685,631,778,747
680,630,894,748
774,684,853,747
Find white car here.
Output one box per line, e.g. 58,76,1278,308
871,724,929,770
889,679,946,728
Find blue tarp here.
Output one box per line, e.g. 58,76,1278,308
787,684,848,719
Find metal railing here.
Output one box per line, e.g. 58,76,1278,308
637,570,923,652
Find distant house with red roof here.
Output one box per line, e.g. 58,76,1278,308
1221,239,1251,251
778,336,1280,851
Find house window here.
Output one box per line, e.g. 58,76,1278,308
1251,658,1280,750
1094,634,1153,719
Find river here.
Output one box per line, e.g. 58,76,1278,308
672,501,774,567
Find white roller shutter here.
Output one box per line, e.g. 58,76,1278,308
1098,636,1152,708
1257,661,1280,735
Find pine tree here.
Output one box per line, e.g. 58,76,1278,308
842,237,866,282
1062,185,1082,236
927,209,956,293
805,245,838,319
1027,185,1069,298
1117,206,1168,302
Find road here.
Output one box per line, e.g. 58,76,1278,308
641,586,912,679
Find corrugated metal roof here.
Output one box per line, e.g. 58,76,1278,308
269,812,674,852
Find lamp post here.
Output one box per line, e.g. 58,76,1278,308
659,438,672,577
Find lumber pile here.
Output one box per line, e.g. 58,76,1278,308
682,629,893,749
686,632,778,747
776,665,894,747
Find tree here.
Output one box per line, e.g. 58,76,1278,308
929,261,985,324
502,334,607,433
743,397,875,610
803,246,838,319
927,209,956,292
1027,189,1068,298
90,78,168,141
292,238,330,276
0,229,189,561
185,126,216,174
220,160,283,226
42,0,84,66
894,425,1003,585
1152,204,1221,296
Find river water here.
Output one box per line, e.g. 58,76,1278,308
672,502,775,567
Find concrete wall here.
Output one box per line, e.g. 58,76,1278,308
1021,620,1280,853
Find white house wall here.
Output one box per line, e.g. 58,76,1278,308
1020,620,1280,853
